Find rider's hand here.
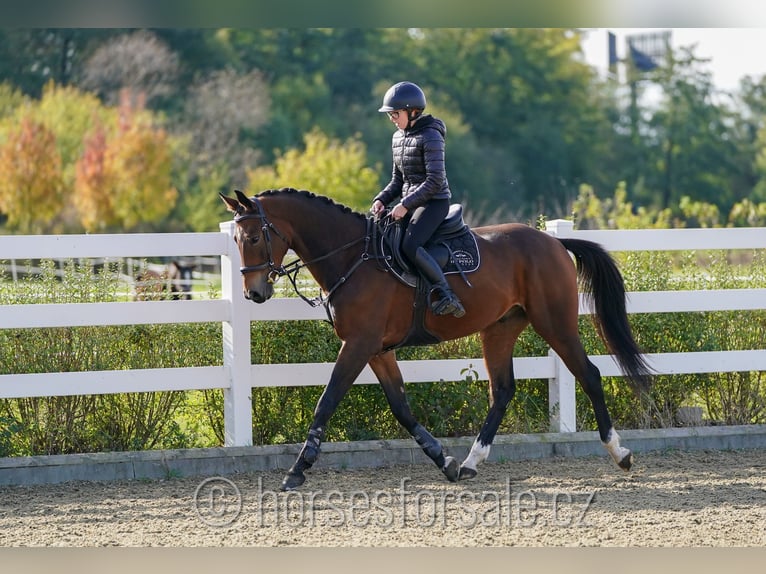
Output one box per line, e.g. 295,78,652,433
391,203,408,220
371,200,385,215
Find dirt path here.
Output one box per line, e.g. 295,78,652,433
0,449,764,546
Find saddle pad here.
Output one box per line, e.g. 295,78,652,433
441,230,481,275
380,227,481,288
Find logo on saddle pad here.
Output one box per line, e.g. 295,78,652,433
451,249,476,269
379,205,481,288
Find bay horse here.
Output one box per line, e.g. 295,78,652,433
221,188,652,491
135,261,194,301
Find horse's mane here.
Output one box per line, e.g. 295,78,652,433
256,187,367,222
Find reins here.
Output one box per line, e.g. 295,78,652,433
234,198,384,324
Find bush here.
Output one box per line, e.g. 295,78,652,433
579,249,766,429
0,259,221,455
0,249,763,457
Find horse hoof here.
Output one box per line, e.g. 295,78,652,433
618,452,633,471
458,465,477,480
441,456,460,482
280,471,306,491
459,465,477,480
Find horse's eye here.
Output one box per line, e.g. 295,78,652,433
249,235,260,245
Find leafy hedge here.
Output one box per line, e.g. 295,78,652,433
0,251,764,457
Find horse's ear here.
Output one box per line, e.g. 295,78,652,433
234,189,255,211
220,192,240,214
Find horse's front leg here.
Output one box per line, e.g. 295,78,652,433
368,351,459,483
281,340,373,491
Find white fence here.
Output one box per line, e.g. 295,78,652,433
0,220,765,447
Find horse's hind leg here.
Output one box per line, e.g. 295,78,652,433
459,308,529,480
368,352,459,482
552,338,632,469
528,300,633,471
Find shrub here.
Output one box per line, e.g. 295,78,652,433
0,248,763,456
0,259,221,455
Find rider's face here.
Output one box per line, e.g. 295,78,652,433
387,109,409,130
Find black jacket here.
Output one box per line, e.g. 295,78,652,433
374,114,451,210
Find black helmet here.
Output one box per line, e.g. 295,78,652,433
378,81,426,112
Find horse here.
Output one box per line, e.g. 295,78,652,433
221,188,652,491
134,261,194,301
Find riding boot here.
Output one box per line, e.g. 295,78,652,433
413,247,465,318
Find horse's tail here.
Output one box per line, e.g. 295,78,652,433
558,237,653,393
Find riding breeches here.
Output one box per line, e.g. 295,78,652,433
401,198,450,264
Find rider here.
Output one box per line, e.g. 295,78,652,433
371,81,465,318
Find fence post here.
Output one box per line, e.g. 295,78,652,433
545,218,575,237
548,349,577,432
545,219,577,433
219,221,253,447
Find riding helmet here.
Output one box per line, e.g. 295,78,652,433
378,81,427,112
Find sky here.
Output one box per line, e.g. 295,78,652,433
580,28,766,93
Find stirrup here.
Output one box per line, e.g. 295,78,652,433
431,289,465,318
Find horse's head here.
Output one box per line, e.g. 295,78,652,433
220,190,290,303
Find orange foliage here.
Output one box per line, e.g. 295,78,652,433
74,120,116,231
74,89,177,231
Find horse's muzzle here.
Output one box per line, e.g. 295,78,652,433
244,287,271,304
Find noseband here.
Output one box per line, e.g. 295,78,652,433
233,197,289,283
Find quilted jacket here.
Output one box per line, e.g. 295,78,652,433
374,114,452,210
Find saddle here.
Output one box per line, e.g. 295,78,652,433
379,204,480,288
377,204,480,350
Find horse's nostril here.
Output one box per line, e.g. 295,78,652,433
247,289,266,303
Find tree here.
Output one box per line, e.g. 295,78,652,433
6,28,766,228
0,81,109,232
572,182,673,230
0,82,27,120
74,120,114,231
177,68,270,186
30,82,112,189
609,43,756,216
0,117,64,233
246,128,380,212
77,30,180,107
0,29,108,96
741,76,766,206
407,28,613,216
74,91,178,231
645,46,741,211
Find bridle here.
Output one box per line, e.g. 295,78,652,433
233,197,290,283
232,196,381,318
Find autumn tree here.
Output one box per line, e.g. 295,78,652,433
74,91,178,231
0,117,64,233
74,120,114,231
246,128,380,212
0,81,112,232
0,82,27,120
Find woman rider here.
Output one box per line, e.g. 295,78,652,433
371,81,465,318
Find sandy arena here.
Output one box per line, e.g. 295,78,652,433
0,448,764,547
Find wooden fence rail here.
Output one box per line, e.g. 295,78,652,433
0,220,764,446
